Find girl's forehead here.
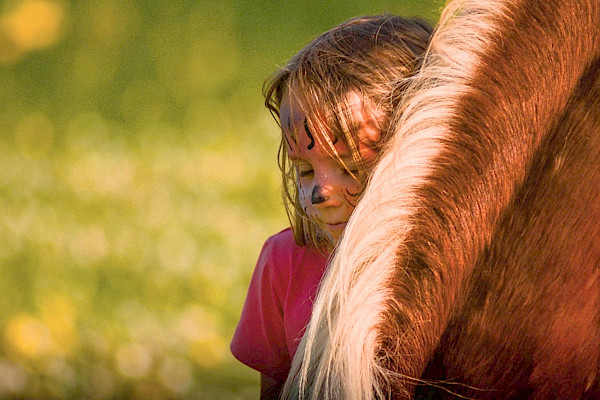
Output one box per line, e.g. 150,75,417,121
279,89,328,136
279,88,382,160
280,91,348,157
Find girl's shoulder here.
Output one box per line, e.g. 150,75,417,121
263,227,319,253
264,227,298,249
261,227,328,268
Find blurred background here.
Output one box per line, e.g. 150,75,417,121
0,0,441,399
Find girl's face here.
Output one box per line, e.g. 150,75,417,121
280,90,382,244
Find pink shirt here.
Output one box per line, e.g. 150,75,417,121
230,228,329,381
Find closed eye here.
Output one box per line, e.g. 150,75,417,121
341,164,359,177
338,157,359,176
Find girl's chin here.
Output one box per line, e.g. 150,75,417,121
324,222,347,242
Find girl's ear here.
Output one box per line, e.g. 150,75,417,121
348,92,383,146
360,119,382,146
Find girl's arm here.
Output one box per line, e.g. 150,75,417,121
260,373,284,400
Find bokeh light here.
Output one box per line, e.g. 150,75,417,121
0,0,65,64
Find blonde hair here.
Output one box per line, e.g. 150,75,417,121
263,14,432,248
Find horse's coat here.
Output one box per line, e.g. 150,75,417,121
282,0,600,399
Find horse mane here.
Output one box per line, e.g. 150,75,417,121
283,0,600,399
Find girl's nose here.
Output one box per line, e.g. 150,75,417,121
311,185,327,204
309,172,341,208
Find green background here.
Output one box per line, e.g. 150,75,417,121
0,0,441,398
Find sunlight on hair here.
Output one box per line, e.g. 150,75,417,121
0,0,65,64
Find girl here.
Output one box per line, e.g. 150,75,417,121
230,14,432,399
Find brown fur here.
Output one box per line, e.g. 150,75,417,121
413,55,600,400
381,0,600,398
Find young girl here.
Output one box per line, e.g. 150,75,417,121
230,14,432,399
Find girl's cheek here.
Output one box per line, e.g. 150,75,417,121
298,185,312,211
343,182,362,207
